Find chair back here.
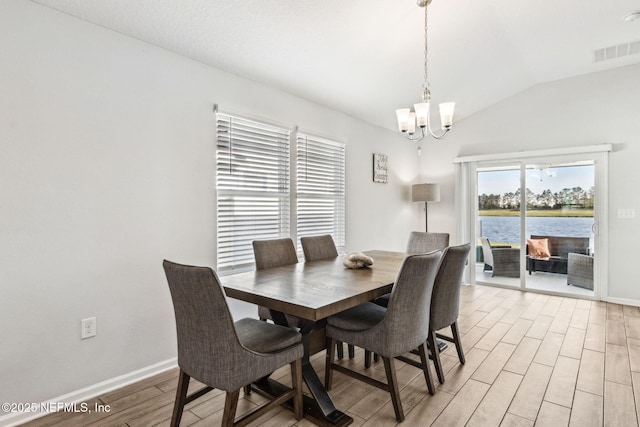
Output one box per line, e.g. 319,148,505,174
406,232,450,254
383,251,442,354
253,238,298,270
430,244,471,331
301,234,338,261
163,260,243,387
480,236,494,266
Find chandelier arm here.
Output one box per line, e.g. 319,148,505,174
427,127,450,140
425,108,449,140
402,127,426,142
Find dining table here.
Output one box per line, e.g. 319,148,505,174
221,250,406,427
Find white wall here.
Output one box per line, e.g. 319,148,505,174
421,63,640,303
0,0,422,414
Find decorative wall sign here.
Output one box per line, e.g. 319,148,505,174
373,153,388,183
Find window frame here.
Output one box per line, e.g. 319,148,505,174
215,112,292,273
215,110,346,273
295,131,346,255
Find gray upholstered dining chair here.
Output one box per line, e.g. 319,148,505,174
253,237,299,270
300,234,354,359
406,231,450,254
324,251,442,422
373,244,471,385
366,230,449,362
365,231,448,321
300,234,338,261
162,260,303,427
425,243,470,383
253,238,302,327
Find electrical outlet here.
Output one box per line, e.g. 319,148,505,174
618,208,636,219
81,317,97,339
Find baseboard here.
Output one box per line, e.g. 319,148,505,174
0,358,177,427
604,296,640,308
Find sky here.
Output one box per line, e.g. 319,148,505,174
478,164,594,195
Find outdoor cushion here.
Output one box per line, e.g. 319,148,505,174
527,238,550,258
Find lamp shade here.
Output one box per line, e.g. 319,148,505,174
413,102,430,128
438,102,455,129
395,108,411,132
412,183,440,203
407,112,417,134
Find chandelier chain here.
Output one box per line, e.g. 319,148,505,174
423,4,429,93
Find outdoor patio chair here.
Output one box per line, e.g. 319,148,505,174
480,236,520,278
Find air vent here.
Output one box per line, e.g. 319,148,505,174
593,41,640,62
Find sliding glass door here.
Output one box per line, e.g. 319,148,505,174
524,161,595,296
469,151,606,298
476,164,522,288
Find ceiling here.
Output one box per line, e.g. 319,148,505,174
31,0,640,132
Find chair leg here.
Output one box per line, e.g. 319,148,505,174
417,343,435,395
170,369,190,427
221,389,240,427
243,384,251,395
382,357,404,422
348,344,355,359
364,352,380,365
429,330,445,384
325,337,336,390
336,340,344,359
290,359,303,420
451,322,465,365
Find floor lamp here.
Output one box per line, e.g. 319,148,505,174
411,183,446,351
412,183,440,232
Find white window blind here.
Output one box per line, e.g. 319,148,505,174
216,113,291,272
296,133,346,253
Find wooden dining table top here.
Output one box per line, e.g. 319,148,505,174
222,250,406,321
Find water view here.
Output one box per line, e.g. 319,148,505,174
477,163,595,248
478,216,594,246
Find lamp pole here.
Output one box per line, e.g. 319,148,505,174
412,183,440,233
424,201,429,232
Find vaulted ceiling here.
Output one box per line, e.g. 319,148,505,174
32,0,640,131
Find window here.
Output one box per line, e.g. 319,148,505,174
215,112,345,272
296,133,346,254
454,144,610,299
216,113,291,272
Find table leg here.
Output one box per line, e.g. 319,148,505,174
299,325,350,425
265,311,352,426
436,338,448,352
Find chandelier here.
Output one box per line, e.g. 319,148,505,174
396,0,454,141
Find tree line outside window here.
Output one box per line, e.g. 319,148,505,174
478,186,595,211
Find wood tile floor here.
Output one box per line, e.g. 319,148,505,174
21,284,640,426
